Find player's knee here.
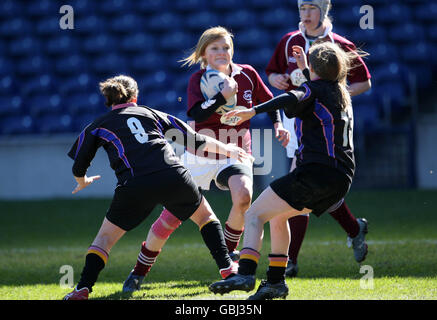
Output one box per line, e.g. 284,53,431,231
151,209,182,240
233,188,252,212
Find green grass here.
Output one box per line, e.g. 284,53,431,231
0,189,436,300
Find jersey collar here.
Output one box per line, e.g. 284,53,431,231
205,63,242,77
112,102,137,110
298,22,334,52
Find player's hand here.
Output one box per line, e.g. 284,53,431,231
221,76,238,100
72,175,101,194
224,108,255,126
292,45,308,71
274,122,290,148
268,73,289,90
225,143,255,163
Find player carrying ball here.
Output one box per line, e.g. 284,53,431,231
123,26,290,292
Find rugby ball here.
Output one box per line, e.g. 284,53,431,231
200,69,237,116
220,105,247,126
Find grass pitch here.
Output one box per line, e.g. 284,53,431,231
0,189,436,300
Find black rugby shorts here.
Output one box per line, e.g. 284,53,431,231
270,163,351,217
106,167,202,231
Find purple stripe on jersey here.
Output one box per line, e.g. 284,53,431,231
295,117,304,155
313,101,335,158
156,120,165,138
167,115,187,135
300,83,311,101
91,128,134,176
74,130,86,160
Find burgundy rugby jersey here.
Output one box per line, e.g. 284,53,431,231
187,63,274,155
266,24,371,91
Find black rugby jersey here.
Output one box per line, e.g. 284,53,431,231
68,103,207,184
254,79,355,182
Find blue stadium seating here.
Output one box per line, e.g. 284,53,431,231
0,0,434,135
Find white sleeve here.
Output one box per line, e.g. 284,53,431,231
282,111,298,158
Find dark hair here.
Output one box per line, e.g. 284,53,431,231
99,75,138,107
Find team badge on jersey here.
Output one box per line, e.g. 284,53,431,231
290,68,307,87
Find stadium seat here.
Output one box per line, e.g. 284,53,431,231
246,0,285,10
92,53,129,75
120,32,156,53
223,10,258,31
28,93,63,117
428,24,437,42
16,55,51,77
72,0,98,14
38,114,74,134
21,74,57,97
245,48,274,70
388,23,425,44
25,0,58,17
0,75,18,95
335,6,363,26
414,2,437,23
235,28,271,49
0,17,32,38
9,36,42,58
377,4,411,25
401,42,430,63
366,43,399,65
55,54,89,75
0,115,34,135
35,17,60,37
0,56,14,75
173,0,206,13
58,73,98,95
158,31,193,52
109,14,145,34
259,9,298,30
130,52,165,73
74,15,107,36
73,112,98,132
66,92,105,116
210,0,243,11
0,0,22,18
185,11,220,31
0,95,22,117
45,35,79,56
147,12,182,32
350,28,387,46
98,0,133,15
81,33,117,54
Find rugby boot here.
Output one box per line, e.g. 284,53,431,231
248,280,289,300
284,260,298,277
63,286,89,300
347,218,369,263
209,273,255,295
122,271,144,293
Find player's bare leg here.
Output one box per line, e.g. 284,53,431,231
224,174,253,258
210,187,310,298
64,218,126,300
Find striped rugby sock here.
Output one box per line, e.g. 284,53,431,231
77,245,109,292
224,223,243,253
238,247,260,276
266,254,288,284
132,241,161,276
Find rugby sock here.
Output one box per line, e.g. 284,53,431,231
77,245,108,292
132,241,161,276
329,201,360,238
200,220,232,270
238,248,260,276
287,215,309,264
224,222,243,253
266,254,288,284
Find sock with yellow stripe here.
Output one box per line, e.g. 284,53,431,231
266,254,288,284
238,247,260,276
76,245,109,292
200,220,232,270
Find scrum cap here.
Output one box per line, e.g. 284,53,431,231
298,0,331,23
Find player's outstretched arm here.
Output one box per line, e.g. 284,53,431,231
72,175,101,194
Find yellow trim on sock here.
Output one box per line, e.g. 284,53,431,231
240,254,260,263
269,261,288,267
199,219,217,231
88,249,108,264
